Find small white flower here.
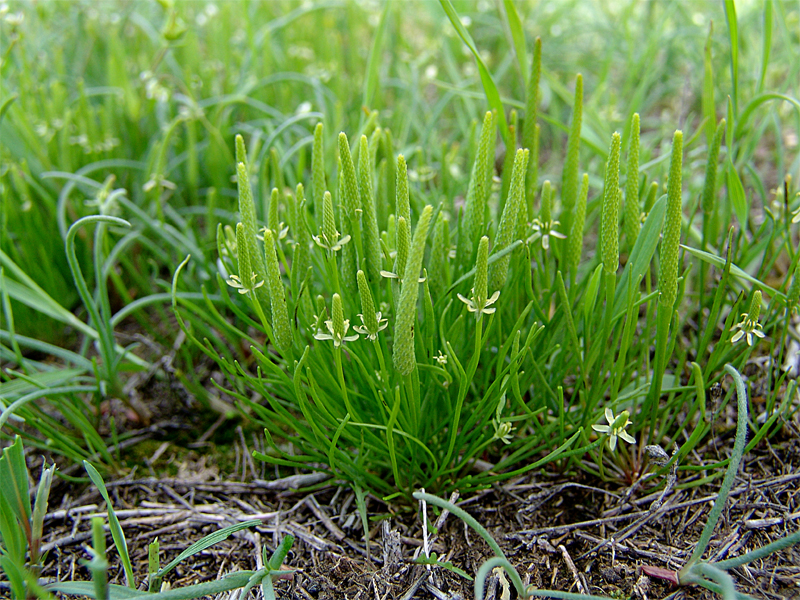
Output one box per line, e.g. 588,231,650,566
434,351,448,366
592,408,635,452
457,288,500,320
731,314,765,346
313,231,350,253
226,272,263,295
313,319,358,348
353,311,388,341
530,219,566,250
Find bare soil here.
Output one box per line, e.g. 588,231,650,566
33,413,800,600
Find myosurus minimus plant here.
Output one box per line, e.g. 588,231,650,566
174,75,788,504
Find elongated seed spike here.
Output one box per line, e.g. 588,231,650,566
236,161,271,311
624,114,641,250
292,183,311,290
235,134,247,166
541,180,552,225
359,135,381,281
749,290,763,323
268,187,280,234
338,162,357,295
331,293,345,342
701,119,726,215
369,127,382,171
659,130,684,310
357,270,379,334
377,158,389,227
316,294,327,319
601,132,622,274
312,123,325,209
561,73,583,236
395,216,410,280
644,181,659,213
464,111,495,248
270,147,283,192
490,148,529,291
393,205,434,376
429,212,450,298
396,154,410,238
338,132,361,221
525,123,541,224
263,228,292,353
321,191,337,247
567,174,590,275
523,37,542,210
500,109,519,206
474,236,490,308
236,222,253,289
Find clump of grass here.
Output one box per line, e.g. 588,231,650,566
166,0,800,505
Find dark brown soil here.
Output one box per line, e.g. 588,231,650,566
31,414,800,600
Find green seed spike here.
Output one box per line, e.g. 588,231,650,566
268,187,280,235
270,147,283,192
500,109,518,207
322,190,337,248
659,130,684,310
338,162,358,295
475,236,490,307
312,123,325,209
601,132,622,275
263,228,293,354
464,111,495,248
541,180,552,225
292,183,311,288
395,216,410,280
359,135,381,281
429,212,451,298
567,173,589,276
236,160,271,311
748,290,762,323
236,222,254,291
523,37,542,212
490,148,529,292
235,134,248,166
644,181,659,213
369,127,382,172
393,205,434,376
624,114,641,250
331,292,346,342
701,119,726,215
384,129,397,210
396,154,410,241
338,132,361,221
561,73,583,237
357,270,379,334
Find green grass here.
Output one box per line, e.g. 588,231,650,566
2,0,800,597
0,0,798,588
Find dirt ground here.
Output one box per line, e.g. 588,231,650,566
31,404,800,600
4,334,797,600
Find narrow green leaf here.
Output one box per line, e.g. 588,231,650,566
362,0,391,110
83,461,135,588
727,161,747,231
723,0,739,113
156,520,261,578
502,0,527,87
702,22,716,146
758,0,772,93
439,0,509,148
680,244,782,297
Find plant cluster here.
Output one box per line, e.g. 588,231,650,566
1,0,799,597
